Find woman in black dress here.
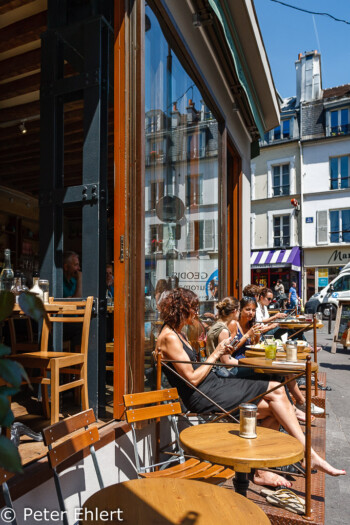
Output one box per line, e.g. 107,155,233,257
157,288,345,485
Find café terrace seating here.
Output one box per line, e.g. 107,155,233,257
123,388,235,483
10,297,93,424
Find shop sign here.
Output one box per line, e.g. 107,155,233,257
318,268,328,288
318,277,328,287
328,249,350,264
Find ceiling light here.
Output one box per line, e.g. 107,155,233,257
19,122,27,134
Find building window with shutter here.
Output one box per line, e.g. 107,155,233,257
186,174,203,206
273,215,290,247
330,156,349,189
187,220,215,252
330,210,350,243
273,164,290,196
329,108,350,136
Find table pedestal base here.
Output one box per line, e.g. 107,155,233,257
233,472,250,497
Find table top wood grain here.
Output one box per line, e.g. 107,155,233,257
239,356,318,374
180,423,303,474
80,478,271,524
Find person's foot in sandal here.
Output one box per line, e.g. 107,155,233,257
295,407,315,423
253,470,292,488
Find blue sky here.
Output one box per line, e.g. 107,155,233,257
254,0,350,99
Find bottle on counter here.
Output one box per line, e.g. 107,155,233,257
20,273,29,293
30,271,44,300
0,248,14,291
11,270,22,303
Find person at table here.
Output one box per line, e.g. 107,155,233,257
242,284,260,302
231,296,323,417
63,251,82,298
206,297,260,376
63,251,82,350
256,287,287,324
156,288,345,483
288,281,300,310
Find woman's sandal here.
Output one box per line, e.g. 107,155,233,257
260,488,307,515
296,413,316,424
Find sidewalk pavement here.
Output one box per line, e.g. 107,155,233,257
305,321,350,525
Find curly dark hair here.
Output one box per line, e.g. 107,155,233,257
158,288,199,330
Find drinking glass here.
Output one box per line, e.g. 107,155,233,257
265,341,277,360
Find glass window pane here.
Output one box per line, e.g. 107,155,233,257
330,211,339,243
273,125,281,140
341,210,350,242
144,6,220,388
330,158,338,189
331,111,338,131
283,119,290,138
341,109,348,131
340,157,349,188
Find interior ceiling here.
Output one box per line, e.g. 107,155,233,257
0,0,114,200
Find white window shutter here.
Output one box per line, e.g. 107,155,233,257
316,211,328,245
204,220,214,250
187,221,195,251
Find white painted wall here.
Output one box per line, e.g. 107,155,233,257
303,138,350,194
303,191,350,247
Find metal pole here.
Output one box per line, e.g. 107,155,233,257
305,356,312,519
313,314,318,396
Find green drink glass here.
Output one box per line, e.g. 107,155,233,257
265,341,277,360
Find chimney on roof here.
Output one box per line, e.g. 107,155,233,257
186,99,199,124
295,50,322,104
171,102,180,128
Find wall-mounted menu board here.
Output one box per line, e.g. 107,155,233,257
331,300,350,353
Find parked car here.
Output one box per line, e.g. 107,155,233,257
305,263,350,319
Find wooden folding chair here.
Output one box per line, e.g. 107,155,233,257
123,388,234,483
42,409,103,525
0,468,16,525
11,297,93,424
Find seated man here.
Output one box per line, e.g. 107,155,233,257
63,251,82,298
63,251,82,350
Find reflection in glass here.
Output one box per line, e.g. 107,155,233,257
144,6,219,388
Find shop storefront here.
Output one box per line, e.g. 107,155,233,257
251,247,302,295
303,247,350,300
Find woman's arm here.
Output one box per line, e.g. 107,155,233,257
160,332,231,387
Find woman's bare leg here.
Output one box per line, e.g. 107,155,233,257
253,408,292,487
259,382,346,477
286,376,305,405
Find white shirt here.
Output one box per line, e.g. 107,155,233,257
256,302,269,323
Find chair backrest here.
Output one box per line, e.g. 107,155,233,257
123,388,184,474
0,468,17,525
42,409,103,525
40,296,93,354
7,316,36,354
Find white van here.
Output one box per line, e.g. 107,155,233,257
305,263,350,318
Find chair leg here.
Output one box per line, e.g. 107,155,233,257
50,360,60,425
80,361,89,411
41,369,50,420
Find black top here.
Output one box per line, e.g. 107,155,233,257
161,326,269,414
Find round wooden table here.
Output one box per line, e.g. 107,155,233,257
180,423,304,497
80,478,271,524
245,349,310,359
239,356,318,374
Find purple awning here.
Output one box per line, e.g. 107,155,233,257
251,247,301,271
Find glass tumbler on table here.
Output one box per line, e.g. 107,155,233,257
265,340,277,360
38,279,50,303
